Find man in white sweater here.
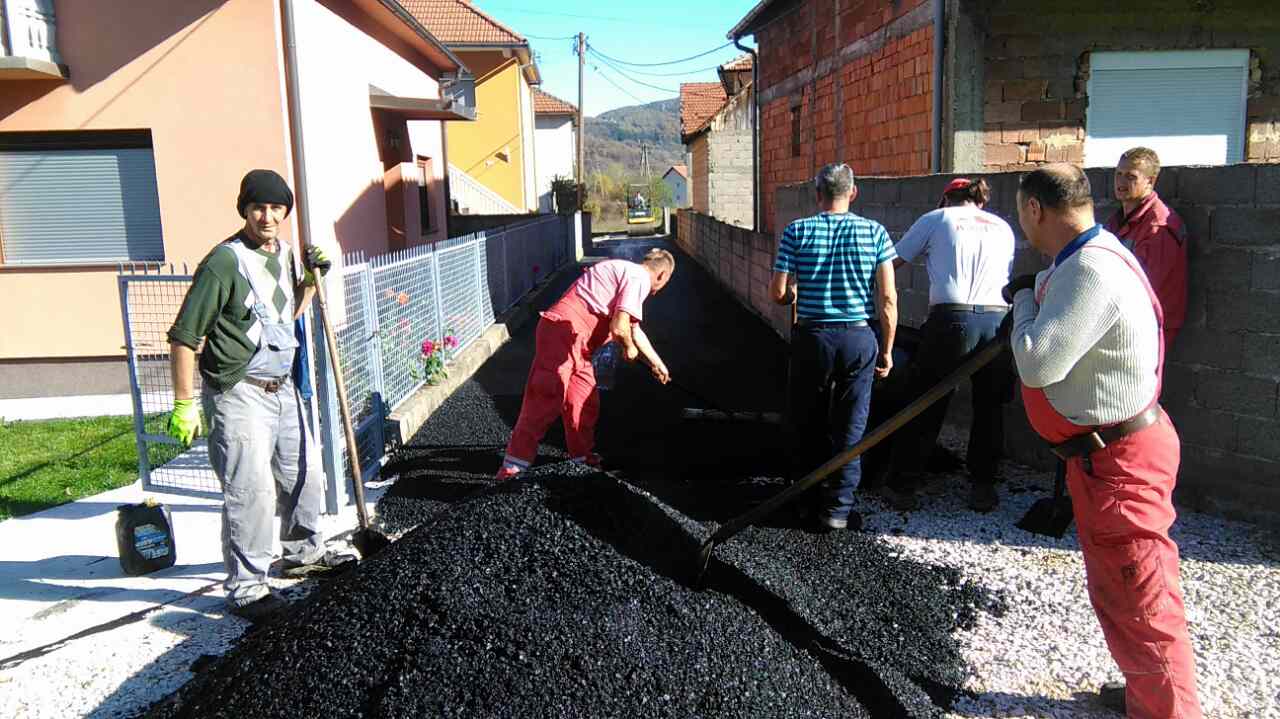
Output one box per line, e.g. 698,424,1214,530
1009,164,1202,718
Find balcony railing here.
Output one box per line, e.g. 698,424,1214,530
1,0,66,79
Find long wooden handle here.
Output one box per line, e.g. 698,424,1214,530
706,338,1008,544
311,275,371,529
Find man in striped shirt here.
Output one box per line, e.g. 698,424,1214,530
769,163,898,531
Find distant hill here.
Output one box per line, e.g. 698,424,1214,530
584,98,684,178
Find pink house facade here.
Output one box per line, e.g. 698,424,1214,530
0,0,475,396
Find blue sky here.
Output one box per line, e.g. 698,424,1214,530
473,1,759,116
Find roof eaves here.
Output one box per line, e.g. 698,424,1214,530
372,0,467,73
726,0,799,39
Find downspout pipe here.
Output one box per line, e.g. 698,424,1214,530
931,0,944,173
281,0,338,514
733,37,760,233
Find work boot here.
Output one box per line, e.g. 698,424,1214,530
1098,681,1125,714
281,549,358,579
877,484,919,511
495,462,524,481
571,453,605,469
816,511,862,532
228,591,288,623
968,483,999,512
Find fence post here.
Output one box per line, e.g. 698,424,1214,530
431,245,446,358
313,270,347,513
471,236,485,339
362,263,387,459
117,277,153,490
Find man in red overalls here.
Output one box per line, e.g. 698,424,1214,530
1006,164,1202,718
1105,147,1189,349
497,249,675,480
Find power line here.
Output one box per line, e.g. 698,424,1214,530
523,33,578,41
590,63,646,104
588,48,678,93
588,41,735,67
600,61,727,78
478,5,669,27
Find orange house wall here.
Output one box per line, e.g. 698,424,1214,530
0,0,291,360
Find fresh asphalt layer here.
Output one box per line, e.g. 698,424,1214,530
145,238,1006,718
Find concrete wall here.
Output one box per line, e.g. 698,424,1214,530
969,0,1280,171
705,85,755,229
674,210,793,340
688,163,1280,525
755,0,935,233
534,115,575,214
448,213,546,238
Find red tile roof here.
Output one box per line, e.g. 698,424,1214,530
665,164,688,179
679,82,728,138
721,54,753,71
533,88,578,116
399,0,525,45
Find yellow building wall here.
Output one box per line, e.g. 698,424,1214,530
445,51,529,210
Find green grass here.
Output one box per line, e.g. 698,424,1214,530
0,414,181,520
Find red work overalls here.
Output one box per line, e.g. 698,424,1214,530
503,289,612,469
1021,246,1203,719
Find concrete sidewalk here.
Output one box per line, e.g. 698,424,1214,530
0,394,137,421
0,476,378,663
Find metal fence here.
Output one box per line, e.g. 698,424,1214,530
118,214,574,508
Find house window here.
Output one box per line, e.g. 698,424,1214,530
0,130,164,265
791,106,802,157
1085,50,1249,167
416,156,434,233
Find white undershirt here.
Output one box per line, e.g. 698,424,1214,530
1010,230,1160,426
894,206,1016,306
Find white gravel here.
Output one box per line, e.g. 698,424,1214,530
858,424,1280,719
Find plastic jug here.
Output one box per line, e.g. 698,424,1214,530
592,342,620,390
115,498,176,576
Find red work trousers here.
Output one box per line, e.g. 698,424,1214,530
1065,413,1203,718
503,291,607,467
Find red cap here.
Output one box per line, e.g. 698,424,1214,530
939,178,972,207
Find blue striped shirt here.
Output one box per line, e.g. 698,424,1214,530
773,212,896,322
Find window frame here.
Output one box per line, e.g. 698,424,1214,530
1084,49,1250,168
0,130,165,269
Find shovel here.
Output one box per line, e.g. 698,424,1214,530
1015,459,1074,538
693,338,1007,588
305,252,392,559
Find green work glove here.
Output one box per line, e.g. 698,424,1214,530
303,245,332,287
167,399,203,446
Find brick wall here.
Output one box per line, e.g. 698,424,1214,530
696,163,1280,525
978,0,1280,170
756,0,935,233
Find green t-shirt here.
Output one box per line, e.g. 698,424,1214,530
167,233,295,390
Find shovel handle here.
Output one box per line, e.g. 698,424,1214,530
705,338,1008,546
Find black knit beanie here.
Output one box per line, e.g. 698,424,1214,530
237,169,294,218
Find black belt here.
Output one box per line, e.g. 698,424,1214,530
1050,405,1161,461
794,319,868,328
931,303,1010,314
243,375,289,393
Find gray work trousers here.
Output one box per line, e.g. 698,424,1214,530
202,377,325,606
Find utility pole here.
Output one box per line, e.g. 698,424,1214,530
576,32,585,190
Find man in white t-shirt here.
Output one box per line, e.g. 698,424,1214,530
881,178,1016,512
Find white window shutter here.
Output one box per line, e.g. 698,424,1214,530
1085,50,1248,168
0,147,165,264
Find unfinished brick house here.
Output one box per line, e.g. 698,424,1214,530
728,0,1280,232
679,55,756,228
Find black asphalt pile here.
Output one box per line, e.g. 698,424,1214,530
147,466,872,719
715,524,1009,710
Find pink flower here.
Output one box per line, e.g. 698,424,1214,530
444,335,458,349
421,339,435,357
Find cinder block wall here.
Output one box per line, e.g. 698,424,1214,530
707,132,755,229
682,163,1280,525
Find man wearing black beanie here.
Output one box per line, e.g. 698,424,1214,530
165,169,349,622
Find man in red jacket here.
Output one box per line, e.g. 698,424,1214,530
1105,147,1188,348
